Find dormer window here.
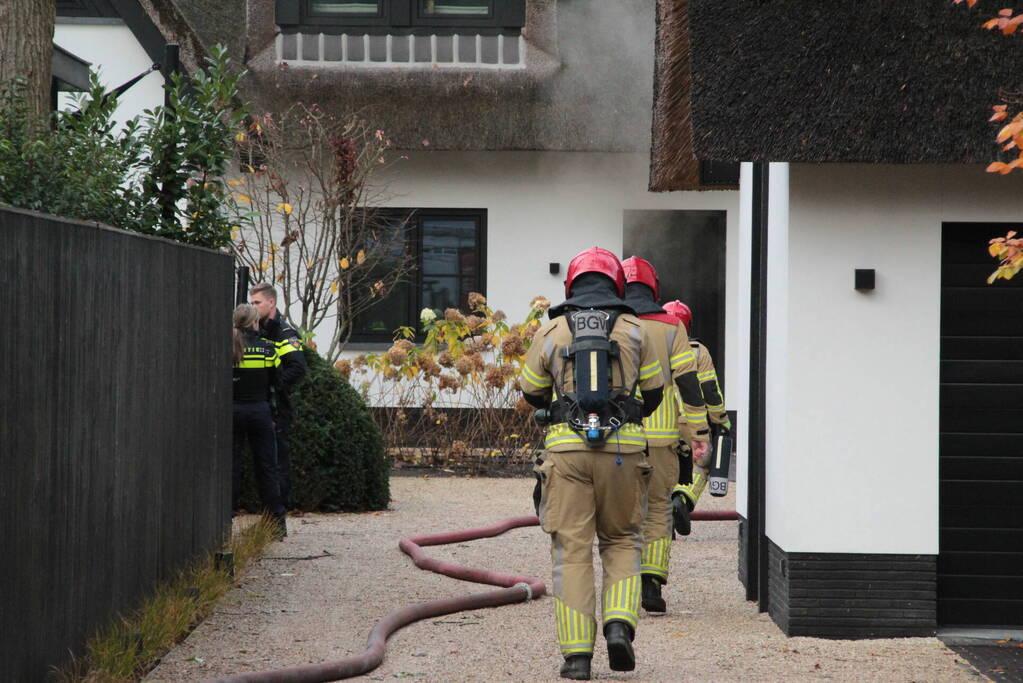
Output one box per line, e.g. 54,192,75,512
275,0,527,68
276,0,525,32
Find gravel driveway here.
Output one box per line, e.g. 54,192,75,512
147,476,980,682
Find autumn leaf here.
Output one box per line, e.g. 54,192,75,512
996,120,1023,144
340,257,351,270
987,161,1010,173
330,281,339,293
356,249,366,265
277,202,293,215
234,132,246,142
989,243,1003,257
991,111,1009,122
236,194,251,203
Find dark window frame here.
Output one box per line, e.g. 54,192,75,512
349,207,488,344
276,0,525,35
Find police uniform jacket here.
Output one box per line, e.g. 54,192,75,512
259,309,307,416
234,330,280,403
519,313,664,454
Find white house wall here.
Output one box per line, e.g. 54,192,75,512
54,20,164,128
340,150,740,406
734,162,754,517
768,163,1023,555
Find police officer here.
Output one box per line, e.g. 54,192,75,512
248,283,307,509
621,258,710,614
663,300,731,534
521,247,664,680
232,303,287,537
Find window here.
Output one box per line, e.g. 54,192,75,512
352,209,486,342
276,0,525,33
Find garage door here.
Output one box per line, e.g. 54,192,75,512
939,222,1023,627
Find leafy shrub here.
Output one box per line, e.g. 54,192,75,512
345,293,548,472
0,45,245,249
237,348,389,512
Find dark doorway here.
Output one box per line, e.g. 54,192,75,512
939,222,1023,627
623,209,727,384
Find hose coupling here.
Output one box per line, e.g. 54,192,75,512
514,581,533,601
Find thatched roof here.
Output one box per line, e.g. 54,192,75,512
649,0,731,191
676,0,1023,166
146,0,661,153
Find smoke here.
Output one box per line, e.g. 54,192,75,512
541,0,657,152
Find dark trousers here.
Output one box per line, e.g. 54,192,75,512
232,401,285,517
275,413,292,508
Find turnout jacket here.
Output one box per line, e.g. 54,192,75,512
234,330,280,403
691,340,728,425
637,317,709,447
519,313,664,453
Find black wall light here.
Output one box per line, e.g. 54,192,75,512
855,269,875,291
550,262,560,275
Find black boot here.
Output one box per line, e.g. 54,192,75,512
672,493,692,536
641,574,666,613
604,621,635,672
271,514,287,540
559,654,591,680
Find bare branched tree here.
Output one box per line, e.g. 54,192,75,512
231,104,414,360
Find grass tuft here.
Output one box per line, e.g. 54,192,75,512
54,516,278,682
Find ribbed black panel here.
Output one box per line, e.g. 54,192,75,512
0,207,233,680
939,222,1023,628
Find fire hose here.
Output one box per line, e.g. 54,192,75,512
208,510,736,683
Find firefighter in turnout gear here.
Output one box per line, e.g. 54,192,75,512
663,300,731,535
621,258,710,615
521,247,664,680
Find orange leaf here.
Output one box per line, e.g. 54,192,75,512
1003,21,1018,34
1008,231,1018,239
983,18,1000,29
968,0,978,5
997,121,1023,143
987,162,1010,173
990,243,1004,257
991,111,1009,122
999,8,1013,17
994,105,1008,113
1004,142,1017,151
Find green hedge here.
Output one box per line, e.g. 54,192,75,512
237,348,389,512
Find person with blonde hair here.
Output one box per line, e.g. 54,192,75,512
232,303,286,538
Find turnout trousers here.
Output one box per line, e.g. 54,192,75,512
640,445,679,582
536,450,653,657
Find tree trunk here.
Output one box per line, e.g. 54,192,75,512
0,0,55,120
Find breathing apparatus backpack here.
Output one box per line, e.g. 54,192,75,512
537,309,644,447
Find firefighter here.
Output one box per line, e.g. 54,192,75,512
248,283,307,510
232,303,287,538
621,258,710,614
521,247,664,680
663,300,731,534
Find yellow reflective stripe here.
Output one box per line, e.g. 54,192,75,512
684,411,708,424
670,349,695,369
275,340,300,356
521,364,552,389
707,402,725,412
237,359,266,369
697,370,717,381
639,360,662,380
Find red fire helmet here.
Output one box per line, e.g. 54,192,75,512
565,247,626,297
622,256,659,300
663,300,693,333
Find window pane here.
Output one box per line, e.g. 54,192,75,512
352,216,411,338
421,0,492,16
421,218,479,313
309,1,381,15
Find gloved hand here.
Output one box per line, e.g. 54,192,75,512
671,492,691,536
